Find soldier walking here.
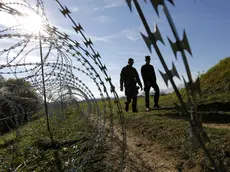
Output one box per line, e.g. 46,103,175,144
120,58,143,112
141,56,160,111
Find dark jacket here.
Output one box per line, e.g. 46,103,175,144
141,64,156,85
120,65,142,89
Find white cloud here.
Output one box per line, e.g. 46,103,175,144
117,51,147,57
72,7,79,13
121,28,141,41
89,34,117,43
85,26,142,43
104,0,126,8
85,7,101,14
93,16,116,23
84,0,126,14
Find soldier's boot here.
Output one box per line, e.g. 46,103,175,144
132,105,138,113
125,102,129,112
132,108,138,113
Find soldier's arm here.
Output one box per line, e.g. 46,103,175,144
141,66,144,79
135,69,143,89
141,66,146,85
152,65,157,83
120,68,124,90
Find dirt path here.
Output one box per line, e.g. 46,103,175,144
104,109,230,172
107,126,180,172
203,123,230,129
123,130,180,172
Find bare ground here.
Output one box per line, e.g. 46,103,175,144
106,126,181,172
123,130,180,172
203,123,230,129
105,116,230,172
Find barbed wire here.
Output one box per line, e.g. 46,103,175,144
126,0,225,171
1,0,225,171
0,0,126,171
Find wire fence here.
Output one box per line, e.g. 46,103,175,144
0,0,228,171
0,0,126,171
125,0,227,171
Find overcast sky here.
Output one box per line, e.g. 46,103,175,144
0,0,230,98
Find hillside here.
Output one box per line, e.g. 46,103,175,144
116,57,230,171
199,57,230,105
0,110,116,171
0,57,229,172
154,57,230,112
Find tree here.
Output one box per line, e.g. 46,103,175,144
0,77,42,133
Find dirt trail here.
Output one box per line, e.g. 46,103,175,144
203,123,230,129
104,109,230,172
123,130,180,172
107,126,180,172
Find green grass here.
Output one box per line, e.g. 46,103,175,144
199,57,230,104
0,108,114,172
0,57,229,172
115,57,230,171
122,112,230,171
137,57,230,108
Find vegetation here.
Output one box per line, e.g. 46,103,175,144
118,57,230,171
139,57,230,111
0,57,229,171
0,108,113,171
198,57,230,108
123,112,230,171
0,78,42,133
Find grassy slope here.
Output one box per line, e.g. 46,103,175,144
199,57,230,104
123,113,230,171
144,57,230,109
0,109,114,172
118,57,230,171
0,57,229,171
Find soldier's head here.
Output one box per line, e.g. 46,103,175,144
145,56,151,64
128,58,134,66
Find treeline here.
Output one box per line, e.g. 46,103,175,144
0,76,42,133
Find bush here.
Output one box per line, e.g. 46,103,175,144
0,77,42,133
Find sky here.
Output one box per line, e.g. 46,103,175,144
0,0,230,98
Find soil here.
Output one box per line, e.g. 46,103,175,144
123,130,180,172
106,126,181,172
105,116,230,172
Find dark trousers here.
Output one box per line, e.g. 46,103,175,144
125,86,138,111
144,83,160,108
126,95,137,111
